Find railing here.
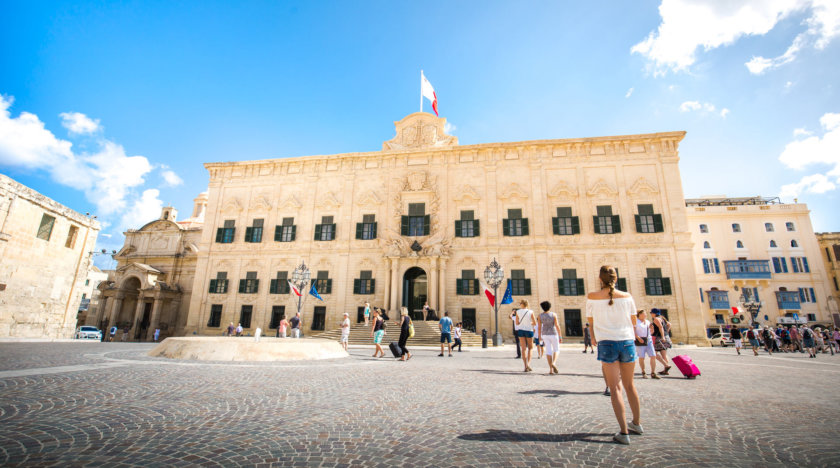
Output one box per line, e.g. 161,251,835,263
775,291,801,310
723,260,772,279
707,290,730,309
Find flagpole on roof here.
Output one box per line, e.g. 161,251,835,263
420,70,424,113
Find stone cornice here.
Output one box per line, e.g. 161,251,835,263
204,131,687,181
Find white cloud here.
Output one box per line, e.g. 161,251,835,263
633,0,840,76
0,94,154,215
444,122,456,134
679,100,719,114
720,108,730,118
120,189,163,230
625,87,634,98
161,169,183,187
793,127,812,136
59,111,100,135
785,80,795,88
778,111,840,197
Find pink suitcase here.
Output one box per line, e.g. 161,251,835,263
671,355,700,379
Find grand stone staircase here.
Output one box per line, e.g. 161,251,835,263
313,320,485,347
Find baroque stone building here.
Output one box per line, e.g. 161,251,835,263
0,174,99,338
815,232,840,326
186,112,707,344
93,195,206,341
686,196,836,333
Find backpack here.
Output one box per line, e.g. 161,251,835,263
747,330,755,339
803,329,813,339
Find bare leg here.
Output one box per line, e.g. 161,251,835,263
525,338,533,369
649,356,656,374
520,337,529,370
638,355,646,375
602,362,627,434
620,361,641,426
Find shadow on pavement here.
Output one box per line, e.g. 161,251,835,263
457,429,613,444
519,389,603,397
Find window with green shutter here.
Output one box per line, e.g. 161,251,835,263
207,304,223,328
275,217,296,242
404,203,429,236
238,271,259,294
503,209,529,236
644,268,671,295
216,220,236,243
315,216,336,241
269,306,285,329
615,268,628,292
356,214,377,240
557,269,584,296
314,270,332,294
209,272,229,294
244,219,264,243
456,270,478,295
239,305,253,328
635,204,664,233
353,270,375,294
552,207,579,235
36,214,56,241
510,270,531,295
269,271,290,294
455,210,479,238
594,206,620,234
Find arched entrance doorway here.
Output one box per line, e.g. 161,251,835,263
402,267,427,321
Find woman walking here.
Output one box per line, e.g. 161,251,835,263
515,300,537,372
537,301,562,374
651,310,672,375
634,310,658,379
370,309,385,358
586,265,642,445
452,322,463,352
397,309,412,361
583,323,594,354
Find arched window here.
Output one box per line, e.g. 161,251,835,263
765,222,774,232
791,239,798,247
699,224,708,233
703,241,711,249
732,223,741,233
770,240,777,248
736,240,744,248
786,222,795,231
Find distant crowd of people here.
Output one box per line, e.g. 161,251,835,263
735,324,840,357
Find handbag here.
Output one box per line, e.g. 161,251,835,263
637,320,649,346
408,321,415,339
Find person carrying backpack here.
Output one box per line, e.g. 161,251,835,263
802,326,817,358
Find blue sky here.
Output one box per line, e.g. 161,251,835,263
2,0,839,268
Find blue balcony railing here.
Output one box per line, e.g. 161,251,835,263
723,260,772,280
707,290,730,310
776,291,801,310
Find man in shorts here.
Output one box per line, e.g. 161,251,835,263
290,313,302,338
439,311,453,357
730,326,743,355
746,325,761,356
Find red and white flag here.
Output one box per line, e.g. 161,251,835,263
421,71,438,116
731,306,739,315
480,282,496,307
287,279,302,297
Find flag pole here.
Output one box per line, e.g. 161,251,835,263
420,70,424,113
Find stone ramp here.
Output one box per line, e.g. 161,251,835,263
313,320,485,346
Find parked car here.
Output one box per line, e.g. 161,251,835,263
75,326,103,340
710,332,735,347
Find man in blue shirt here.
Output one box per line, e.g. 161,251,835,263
439,311,453,357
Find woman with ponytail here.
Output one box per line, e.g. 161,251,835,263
585,265,642,445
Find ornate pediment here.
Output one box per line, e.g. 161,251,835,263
586,179,618,197
278,195,302,210
221,198,243,215
250,194,272,212
499,183,529,201
316,191,342,209
401,171,433,192
355,190,384,207
627,177,659,196
547,181,578,199
383,112,458,150
453,185,481,202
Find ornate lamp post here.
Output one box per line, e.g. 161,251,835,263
739,288,762,328
291,260,311,320
484,257,505,346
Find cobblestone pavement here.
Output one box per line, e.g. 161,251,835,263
1,342,839,467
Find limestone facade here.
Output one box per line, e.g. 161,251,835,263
815,232,840,327
686,197,835,332
95,196,206,341
0,174,100,338
76,266,109,327
186,112,707,344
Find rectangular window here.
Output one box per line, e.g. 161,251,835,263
314,271,332,294
558,269,584,296
215,220,236,243
244,219,264,243
644,268,672,296
510,270,531,296
85,279,90,286
732,223,741,233
702,258,720,274
269,271,290,294
355,214,378,240
65,225,79,248
37,214,56,241
455,210,480,238
312,306,326,331
786,222,795,231
353,270,376,295
552,207,580,236
270,306,285,329
790,257,810,273
503,209,529,237
239,305,253,328
207,304,223,328
274,217,296,242
238,271,259,294
635,204,663,233
209,272,229,294
715,314,725,324
314,216,336,241
799,287,817,303
827,247,833,262
593,206,620,234
563,309,583,337
402,203,430,236
772,257,789,273
834,245,840,262
456,269,479,295
615,268,627,292
834,276,839,291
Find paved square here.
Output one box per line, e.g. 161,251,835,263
1,342,839,467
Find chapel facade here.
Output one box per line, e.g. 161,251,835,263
185,112,707,344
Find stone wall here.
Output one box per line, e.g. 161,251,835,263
0,174,99,338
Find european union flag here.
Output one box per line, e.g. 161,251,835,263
309,283,324,301
500,279,513,305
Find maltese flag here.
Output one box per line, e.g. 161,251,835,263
287,279,302,297
480,282,496,307
421,71,438,116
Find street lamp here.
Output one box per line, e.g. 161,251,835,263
739,289,762,328
484,257,505,346
291,260,311,321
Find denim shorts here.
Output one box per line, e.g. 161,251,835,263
517,330,534,339
597,340,637,363
440,332,452,343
